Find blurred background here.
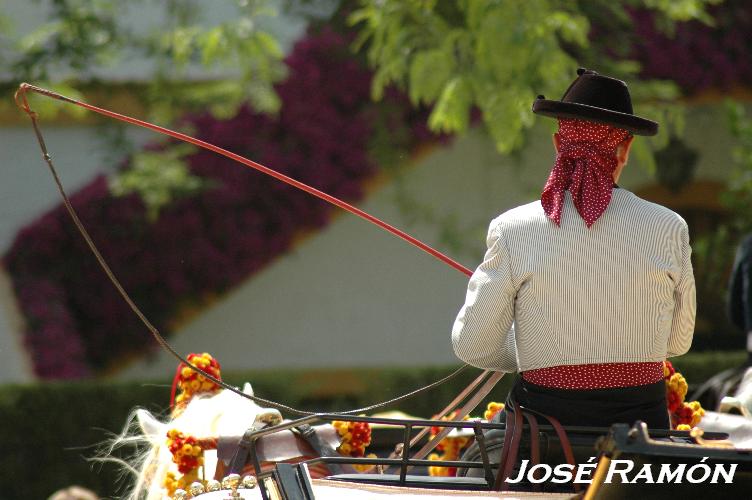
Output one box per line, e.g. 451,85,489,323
1,0,752,497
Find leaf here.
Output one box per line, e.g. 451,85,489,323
199,27,227,66
371,56,408,100
254,31,283,58
544,11,590,47
17,21,63,52
169,26,201,66
643,0,721,24
464,0,488,30
428,76,473,133
408,48,453,105
109,144,204,220
480,87,530,154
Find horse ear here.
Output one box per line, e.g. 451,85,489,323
242,382,254,396
136,409,165,438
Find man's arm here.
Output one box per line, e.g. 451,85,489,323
667,221,696,357
451,219,518,372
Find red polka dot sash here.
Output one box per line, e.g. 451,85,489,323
523,362,665,389
541,119,631,227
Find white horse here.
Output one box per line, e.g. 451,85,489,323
699,367,752,448
718,366,752,418
106,381,345,500
105,383,280,500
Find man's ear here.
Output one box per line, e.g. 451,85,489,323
552,133,561,153
616,135,635,165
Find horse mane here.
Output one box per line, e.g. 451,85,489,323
100,383,278,500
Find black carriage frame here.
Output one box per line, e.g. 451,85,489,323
231,413,728,500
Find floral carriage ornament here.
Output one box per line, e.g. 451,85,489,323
155,354,710,493
160,352,380,497
664,360,705,429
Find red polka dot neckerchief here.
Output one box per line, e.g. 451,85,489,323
541,118,631,228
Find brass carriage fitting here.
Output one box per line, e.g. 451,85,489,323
689,427,735,449
206,479,222,492
241,475,258,488
189,481,206,496
221,473,241,489
221,473,242,499
172,489,188,500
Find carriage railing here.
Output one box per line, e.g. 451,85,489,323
235,413,724,500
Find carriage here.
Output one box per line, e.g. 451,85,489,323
124,352,752,500
190,413,752,500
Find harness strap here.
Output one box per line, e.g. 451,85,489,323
521,410,541,491
494,401,523,490
525,408,581,493
407,371,505,465
292,424,355,475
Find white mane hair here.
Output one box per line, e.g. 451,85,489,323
719,367,752,418
698,367,752,449
102,383,280,500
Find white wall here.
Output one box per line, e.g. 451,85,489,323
0,126,154,251
0,268,30,382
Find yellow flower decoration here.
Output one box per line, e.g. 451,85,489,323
163,470,200,497
668,373,688,401
484,402,505,421
353,453,378,473
663,362,705,429
172,352,222,415
428,453,445,477
333,419,374,472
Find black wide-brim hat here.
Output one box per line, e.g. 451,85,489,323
532,68,658,136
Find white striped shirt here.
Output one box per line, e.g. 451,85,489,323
452,188,696,373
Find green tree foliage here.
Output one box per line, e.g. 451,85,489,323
350,0,720,155
2,0,288,213
109,144,204,219
1,0,722,214
725,101,752,234
692,103,752,302
3,0,286,120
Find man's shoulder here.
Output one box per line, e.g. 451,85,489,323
617,190,688,230
490,200,546,230
487,190,689,234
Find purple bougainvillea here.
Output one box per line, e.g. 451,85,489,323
630,0,752,92
3,27,436,378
